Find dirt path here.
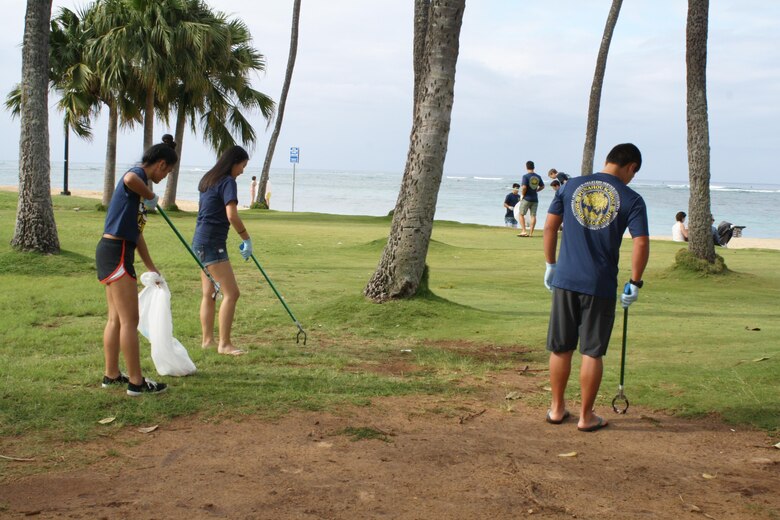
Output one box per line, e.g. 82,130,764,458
1,371,778,519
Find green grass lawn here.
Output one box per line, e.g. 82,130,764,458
1,190,778,450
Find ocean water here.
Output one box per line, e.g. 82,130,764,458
2,160,779,239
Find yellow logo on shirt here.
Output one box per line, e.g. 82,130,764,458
137,202,148,234
571,180,620,230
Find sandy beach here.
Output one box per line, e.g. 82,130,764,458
2,185,779,250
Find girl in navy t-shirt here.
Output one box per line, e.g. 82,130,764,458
192,146,253,356
95,143,178,396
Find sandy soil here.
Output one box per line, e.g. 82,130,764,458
1,367,778,519
0,186,200,212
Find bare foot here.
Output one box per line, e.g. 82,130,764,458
577,415,609,432
202,340,217,350
218,345,247,356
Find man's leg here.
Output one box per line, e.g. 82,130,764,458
549,351,573,421
578,354,608,430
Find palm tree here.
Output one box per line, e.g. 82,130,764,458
12,0,59,254
256,0,301,209
161,11,274,209
686,0,715,262
581,0,622,176
364,0,465,302
413,0,431,116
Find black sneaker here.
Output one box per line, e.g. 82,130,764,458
127,378,167,397
101,372,130,388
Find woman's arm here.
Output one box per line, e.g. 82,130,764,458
226,202,250,240
123,171,155,200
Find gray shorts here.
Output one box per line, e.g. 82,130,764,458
518,200,538,217
546,287,616,358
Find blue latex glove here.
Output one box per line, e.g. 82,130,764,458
143,193,159,210
544,262,556,291
621,282,639,308
239,238,253,261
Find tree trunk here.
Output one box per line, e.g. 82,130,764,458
364,0,464,302
413,0,431,115
258,0,301,207
162,107,187,209
581,0,622,176
101,100,118,208
686,0,715,262
12,0,59,254
143,86,155,152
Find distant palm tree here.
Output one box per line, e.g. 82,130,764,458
364,0,465,302
685,0,715,262
257,0,301,208
162,11,274,209
12,0,59,254
581,0,622,176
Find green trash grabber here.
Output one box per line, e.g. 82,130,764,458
612,285,631,414
248,252,307,345
156,205,221,300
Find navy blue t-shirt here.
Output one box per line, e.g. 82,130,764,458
103,166,148,243
193,176,239,245
548,173,648,298
521,172,544,202
504,192,521,217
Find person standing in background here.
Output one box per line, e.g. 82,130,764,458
249,176,258,207
548,168,569,185
517,161,545,237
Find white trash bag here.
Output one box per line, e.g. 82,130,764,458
138,272,197,376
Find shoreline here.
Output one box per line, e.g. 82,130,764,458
2,185,779,250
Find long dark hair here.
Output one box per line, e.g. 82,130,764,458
198,146,249,192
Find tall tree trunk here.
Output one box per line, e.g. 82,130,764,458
143,85,155,152
413,0,431,115
101,100,118,208
12,0,59,254
581,0,622,176
162,107,187,209
364,0,465,302
257,0,301,207
686,0,715,262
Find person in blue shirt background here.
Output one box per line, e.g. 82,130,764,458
517,161,545,237
542,143,649,432
192,146,254,356
503,183,521,227
96,142,178,396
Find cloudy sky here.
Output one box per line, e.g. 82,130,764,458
1,1,778,184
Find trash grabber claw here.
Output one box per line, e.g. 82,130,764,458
249,253,307,345
156,205,221,300
612,304,630,414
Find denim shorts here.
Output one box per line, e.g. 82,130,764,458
192,241,229,266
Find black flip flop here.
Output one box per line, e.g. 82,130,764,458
545,410,570,425
578,416,609,432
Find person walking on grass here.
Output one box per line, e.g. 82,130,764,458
517,160,544,237
542,143,649,432
96,143,178,396
192,146,254,356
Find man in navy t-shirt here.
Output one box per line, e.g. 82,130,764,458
503,183,521,227
517,161,545,237
542,143,649,432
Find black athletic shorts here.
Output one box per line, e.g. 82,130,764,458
546,287,616,358
96,237,136,284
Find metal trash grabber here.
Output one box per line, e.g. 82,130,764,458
156,205,221,300
248,253,307,345
612,289,631,414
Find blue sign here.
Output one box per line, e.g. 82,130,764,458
290,147,299,163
